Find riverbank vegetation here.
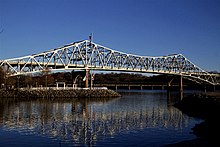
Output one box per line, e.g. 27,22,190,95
1,69,218,90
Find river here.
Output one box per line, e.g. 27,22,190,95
0,90,203,147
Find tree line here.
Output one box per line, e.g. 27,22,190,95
0,67,195,89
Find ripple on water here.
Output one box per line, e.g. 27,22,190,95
0,91,203,146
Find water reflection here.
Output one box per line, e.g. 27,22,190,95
0,92,195,146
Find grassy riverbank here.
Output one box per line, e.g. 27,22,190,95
164,92,220,146
0,88,121,99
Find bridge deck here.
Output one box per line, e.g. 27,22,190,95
0,40,219,85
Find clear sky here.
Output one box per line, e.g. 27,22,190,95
0,0,220,72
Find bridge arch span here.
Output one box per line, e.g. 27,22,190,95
0,40,219,85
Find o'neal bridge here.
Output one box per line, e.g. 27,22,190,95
0,40,220,87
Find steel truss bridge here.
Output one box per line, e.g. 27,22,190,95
0,40,219,85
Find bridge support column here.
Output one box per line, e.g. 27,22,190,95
85,69,89,88
179,75,183,100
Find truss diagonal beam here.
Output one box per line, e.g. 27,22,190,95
0,40,219,85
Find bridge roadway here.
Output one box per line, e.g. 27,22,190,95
94,83,184,90
0,40,219,86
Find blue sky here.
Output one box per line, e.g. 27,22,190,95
0,0,220,72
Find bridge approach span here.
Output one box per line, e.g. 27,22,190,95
0,40,219,85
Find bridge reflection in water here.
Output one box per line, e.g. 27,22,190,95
0,92,197,146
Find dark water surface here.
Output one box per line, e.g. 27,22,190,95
0,90,202,147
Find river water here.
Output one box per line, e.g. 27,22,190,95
0,90,202,147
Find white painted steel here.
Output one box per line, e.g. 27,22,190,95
0,40,219,85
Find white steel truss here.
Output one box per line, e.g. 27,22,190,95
0,40,219,85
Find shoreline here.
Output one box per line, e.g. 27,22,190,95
0,88,121,99
163,92,220,147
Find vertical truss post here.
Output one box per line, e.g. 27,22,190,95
86,40,88,65
54,55,56,69
0,40,219,86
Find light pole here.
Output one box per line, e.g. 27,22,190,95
73,74,81,89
